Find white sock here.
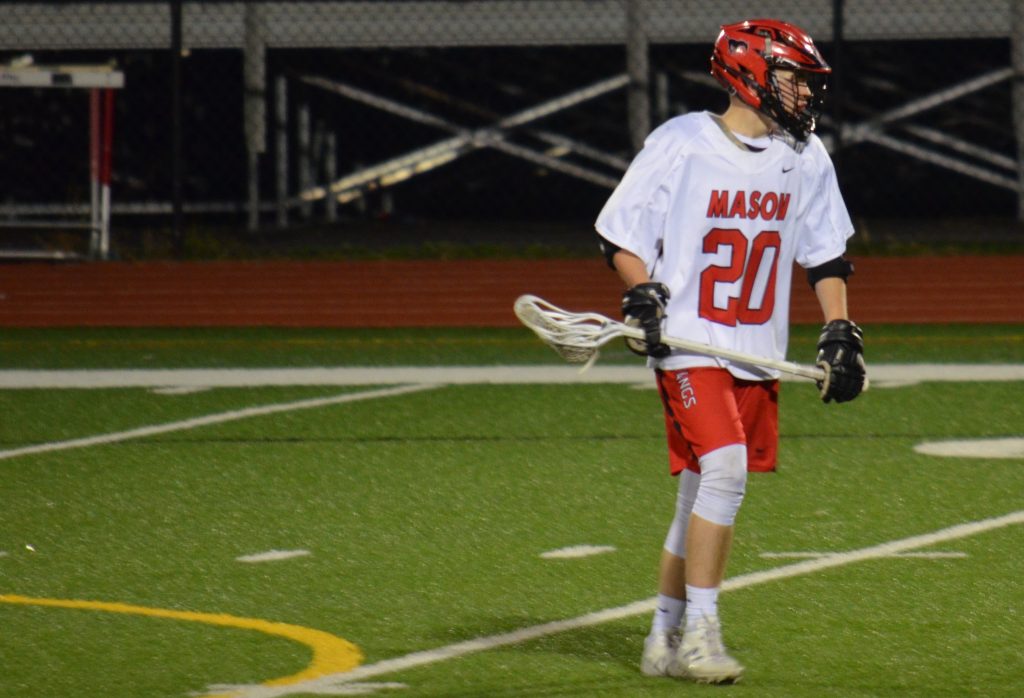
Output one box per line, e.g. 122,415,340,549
651,593,686,634
684,584,719,626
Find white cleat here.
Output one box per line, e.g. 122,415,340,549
640,629,684,677
675,615,744,684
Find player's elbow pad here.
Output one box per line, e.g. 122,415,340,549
807,256,854,289
597,234,622,270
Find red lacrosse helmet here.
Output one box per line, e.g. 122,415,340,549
710,19,830,141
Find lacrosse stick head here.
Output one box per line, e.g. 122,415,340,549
513,294,622,370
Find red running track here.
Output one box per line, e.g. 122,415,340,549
0,256,1021,327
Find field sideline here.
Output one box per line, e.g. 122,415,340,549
2,363,1024,389
2,329,1022,697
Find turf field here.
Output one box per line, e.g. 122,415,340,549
1,325,1022,697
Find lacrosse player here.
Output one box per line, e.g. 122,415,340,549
595,19,866,684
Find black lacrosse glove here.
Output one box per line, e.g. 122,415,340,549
622,282,671,359
815,319,866,403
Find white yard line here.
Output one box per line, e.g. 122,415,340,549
229,509,1024,698
0,384,442,462
236,550,312,564
915,437,1024,459
760,551,967,560
540,545,617,559
0,364,1022,389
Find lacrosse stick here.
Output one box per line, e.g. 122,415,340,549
514,294,827,381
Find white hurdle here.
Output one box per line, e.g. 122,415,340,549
0,60,125,260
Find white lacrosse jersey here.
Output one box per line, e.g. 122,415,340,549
595,111,854,380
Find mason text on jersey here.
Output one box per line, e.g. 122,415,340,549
706,189,791,221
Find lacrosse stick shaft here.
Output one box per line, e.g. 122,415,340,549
614,322,826,381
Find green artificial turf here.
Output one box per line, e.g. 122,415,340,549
0,327,1021,697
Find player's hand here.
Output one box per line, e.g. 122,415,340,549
815,319,866,403
622,282,671,358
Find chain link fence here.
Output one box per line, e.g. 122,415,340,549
1,1,1021,259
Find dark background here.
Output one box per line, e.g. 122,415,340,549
1,3,1020,258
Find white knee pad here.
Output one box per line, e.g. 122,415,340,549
663,469,701,558
692,444,747,526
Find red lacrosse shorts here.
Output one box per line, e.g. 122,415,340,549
654,367,779,474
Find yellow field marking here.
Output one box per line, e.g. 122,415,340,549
0,594,362,697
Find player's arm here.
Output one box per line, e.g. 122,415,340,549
599,238,671,358
609,247,650,287
813,276,848,323
809,259,866,403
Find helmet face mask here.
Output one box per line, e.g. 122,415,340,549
767,67,828,140
710,19,830,142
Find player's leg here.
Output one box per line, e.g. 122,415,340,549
676,377,778,682
659,467,700,597
642,468,700,676
656,368,747,683
642,370,704,677
678,441,746,683
684,503,736,588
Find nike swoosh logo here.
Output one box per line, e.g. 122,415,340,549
782,166,795,173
